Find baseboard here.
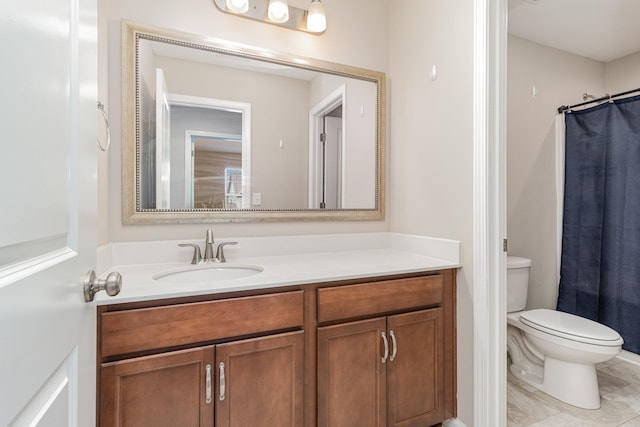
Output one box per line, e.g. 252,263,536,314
618,349,640,367
443,418,468,427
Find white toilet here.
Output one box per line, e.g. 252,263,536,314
506,256,623,409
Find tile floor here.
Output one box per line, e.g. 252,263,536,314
508,358,640,426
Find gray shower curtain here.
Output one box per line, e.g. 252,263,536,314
557,94,640,354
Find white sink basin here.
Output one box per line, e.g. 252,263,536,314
153,264,263,283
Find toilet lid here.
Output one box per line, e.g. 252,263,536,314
507,256,531,268
519,309,623,346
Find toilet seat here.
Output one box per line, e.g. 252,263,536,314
519,309,623,347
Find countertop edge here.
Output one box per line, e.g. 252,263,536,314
95,233,461,305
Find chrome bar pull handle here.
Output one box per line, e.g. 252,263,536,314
389,330,398,362
219,362,226,401
205,364,212,404
381,332,389,363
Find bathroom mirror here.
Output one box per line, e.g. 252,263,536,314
122,20,385,224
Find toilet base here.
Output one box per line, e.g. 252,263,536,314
507,323,602,409
510,354,601,409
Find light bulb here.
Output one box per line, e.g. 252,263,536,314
306,0,326,33
226,0,248,13
268,0,289,23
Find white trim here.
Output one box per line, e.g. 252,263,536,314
8,348,78,427
155,68,171,209
443,418,469,427
167,93,249,112
168,94,252,209
0,247,76,289
555,115,565,283
473,0,508,426
308,85,346,208
184,130,195,207
618,349,640,367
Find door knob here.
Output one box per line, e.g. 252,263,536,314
83,270,122,302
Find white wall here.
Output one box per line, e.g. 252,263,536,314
506,35,607,310
389,1,474,425
98,0,390,243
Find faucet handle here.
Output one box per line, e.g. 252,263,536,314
215,242,238,263
179,243,202,264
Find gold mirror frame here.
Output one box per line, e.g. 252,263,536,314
121,20,385,224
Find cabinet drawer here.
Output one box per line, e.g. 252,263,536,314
101,291,303,358
317,275,443,323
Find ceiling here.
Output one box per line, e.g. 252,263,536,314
508,0,640,62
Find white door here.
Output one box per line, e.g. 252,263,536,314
156,68,172,209
0,0,98,426
323,116,343,209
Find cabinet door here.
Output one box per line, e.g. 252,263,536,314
317,317,387,427
100,346,214,427
215,331,304,427
387,308,444,427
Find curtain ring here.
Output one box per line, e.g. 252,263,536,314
97,101,111,152
608,94,614,104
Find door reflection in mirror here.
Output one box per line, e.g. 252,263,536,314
319,107,343,209
135,34,379,213
140,83,251,210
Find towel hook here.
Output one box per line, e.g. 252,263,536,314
97,101,111,151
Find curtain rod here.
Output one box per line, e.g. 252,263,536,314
557,87,640,114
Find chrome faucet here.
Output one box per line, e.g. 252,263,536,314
203,229,215,262
178,229,238,264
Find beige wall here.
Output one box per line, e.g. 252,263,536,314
605,51,640,94
156,56,311,210
308,73,377,208
507,35,606,310
100,0,477,422
389,1,474,424
98,0,390,243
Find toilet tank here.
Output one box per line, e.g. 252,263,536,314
507,256,531,313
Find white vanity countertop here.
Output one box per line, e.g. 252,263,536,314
95,232,461,305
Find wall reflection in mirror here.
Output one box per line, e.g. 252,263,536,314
130,24,384,220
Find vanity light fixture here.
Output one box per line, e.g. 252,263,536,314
267,0,289,23
213,0,327,34
226,0,249,13
306,0,326,33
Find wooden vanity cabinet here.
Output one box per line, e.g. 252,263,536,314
317,317,388,427
100,346,214,427
215,331,304,427
97,270,456,427
316,274,451,427
97,291,304,427
100,331,303,427
317,309,444,427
